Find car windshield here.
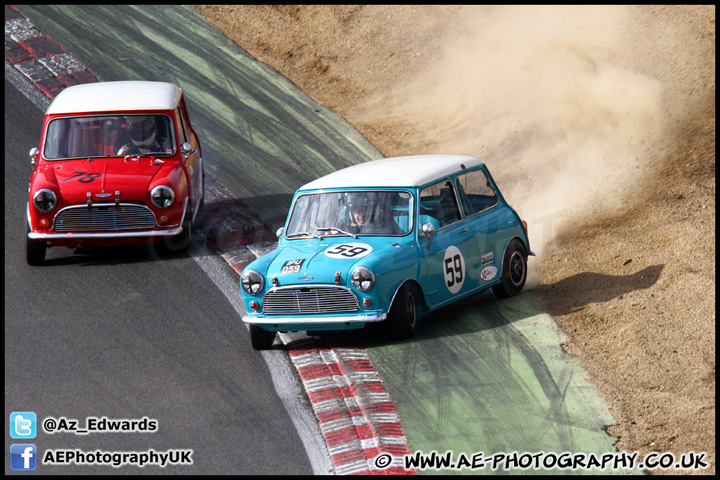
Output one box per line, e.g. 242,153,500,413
286,190,413,237
43,114,175,160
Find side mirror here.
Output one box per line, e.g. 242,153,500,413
276,227,284,240
420,222,435,250
181,142,196,158
29,147,39,166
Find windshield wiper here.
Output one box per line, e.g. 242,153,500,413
122,154,164,166
316,227,358,239
286,232,315,239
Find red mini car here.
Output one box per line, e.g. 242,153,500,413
26,81,205,265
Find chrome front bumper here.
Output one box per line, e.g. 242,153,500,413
27,226,183,240
242,312,387,325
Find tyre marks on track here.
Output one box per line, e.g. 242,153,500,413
367,294,617,472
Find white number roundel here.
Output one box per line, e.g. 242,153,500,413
324,243,372,259
443,246,465,294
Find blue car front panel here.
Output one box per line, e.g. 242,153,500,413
241,188,421,332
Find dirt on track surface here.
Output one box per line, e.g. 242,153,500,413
196,5,715,474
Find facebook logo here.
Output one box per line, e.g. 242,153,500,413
10,444,37,471
10,411,37,439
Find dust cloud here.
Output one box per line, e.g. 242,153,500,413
354,5,674,259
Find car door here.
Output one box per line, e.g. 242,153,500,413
176,97,202,217
454,167,506,287
417,178,479,308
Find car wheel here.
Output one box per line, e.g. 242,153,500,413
250,324,276,350
388,283,418,340
163,210,192,252
492,239,527,299
26,223,46,266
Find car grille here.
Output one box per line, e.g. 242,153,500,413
54,204,157,232
263,286,359,315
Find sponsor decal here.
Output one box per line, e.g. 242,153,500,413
443,246,465,294
480,266,498,282
281,259,305,274
481,251,494,265
324,243,372,259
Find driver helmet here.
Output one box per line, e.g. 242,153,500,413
127,115,157,146
347,192,377,224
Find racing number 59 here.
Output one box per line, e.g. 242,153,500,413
327,244,368,258
445,254,463,287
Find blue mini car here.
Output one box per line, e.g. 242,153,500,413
240,155,533,349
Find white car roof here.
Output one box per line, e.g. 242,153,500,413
299,155,485,190
46,81,182,115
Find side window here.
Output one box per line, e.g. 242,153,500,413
419,180,461,228
179,97,193,142
175,110,187,144
456,169,498,216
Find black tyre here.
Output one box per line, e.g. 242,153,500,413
250,324,276,350
387,283,419,340
26,223,46,266
492,239,527,299
163,211,192,252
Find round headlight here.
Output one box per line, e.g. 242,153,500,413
33,189,57,212
351,266,375,292
150,185,175,209
241,269,265,295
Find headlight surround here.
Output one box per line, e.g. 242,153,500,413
241,269,265,295
33,189,57,212
150,185,175,209
351,266,375,292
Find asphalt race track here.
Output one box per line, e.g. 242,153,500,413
5,77,323,474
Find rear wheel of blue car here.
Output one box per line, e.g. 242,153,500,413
388,283,418,340
492,239,527,298
250,324,276,350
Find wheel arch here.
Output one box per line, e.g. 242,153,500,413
499,235,529,271
388,278,428,318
